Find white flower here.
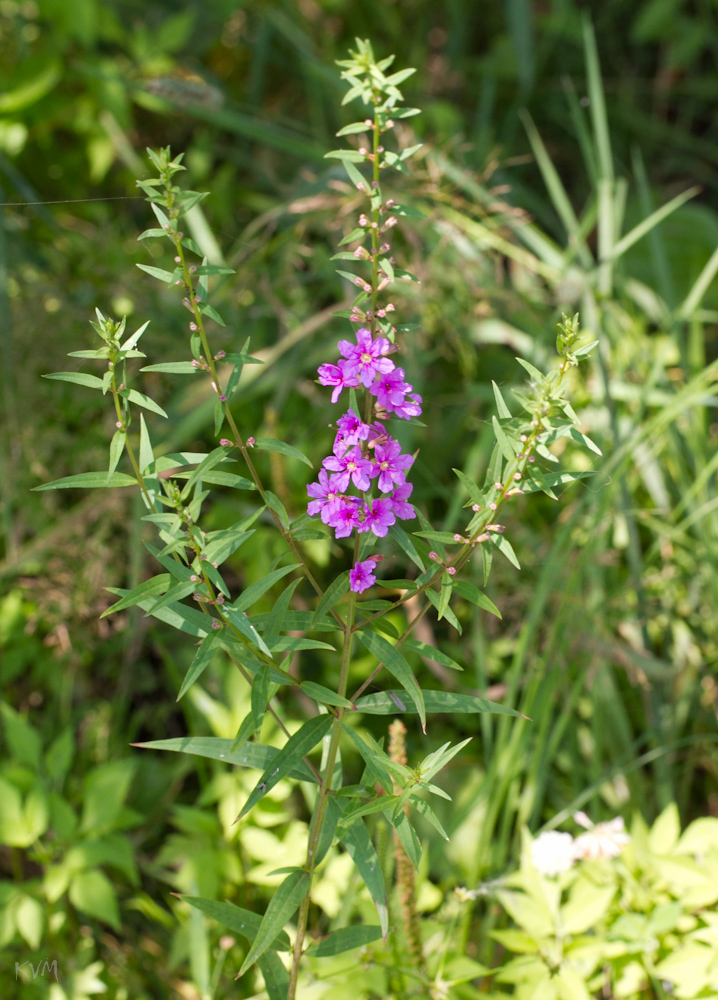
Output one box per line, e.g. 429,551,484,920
572,813,630,861
531,831,576,877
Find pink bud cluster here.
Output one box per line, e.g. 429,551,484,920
307,327,421,591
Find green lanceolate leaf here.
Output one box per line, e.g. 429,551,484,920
309,925,383,957
264,491,290,531
341,820,388,939
111,592,209,638
33,472,138,491
140,362,198,374
108,430,126,477
411,797,449,841
250,663,272,737
357,631,426,733
222,605,272,657
43,372,105,390
238,871,311,976
451,581,502,618
426,588,462,633
355,690,526,719
312,570,349,625
232,564,300,614
101,575,170,617
120,389,168,418
453,468,484,507
388,524,426,572
438,572,453,621
133,736,318,782
253,438,313,468
403,639,464,671
136,263,177,283
182,897,290,951
177,632,221,701
300,682,353,709
490,533,521,569
257,952,290,1000
238,715,333,819
339,724,394,793
492,415,516,462
414,530,458,544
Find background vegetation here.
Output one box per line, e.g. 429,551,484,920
2,1,718,997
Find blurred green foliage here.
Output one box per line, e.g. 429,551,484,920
2,1,718,997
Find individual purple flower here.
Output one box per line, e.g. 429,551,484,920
349,558,377,593
372,437,415,492
326,497,362,538
369,366,412,410
366,421,389,448
338,328,395,388
323,443,373,492
307,469,344,522
317,360,360,403
335,408,371,447
389,481,416,520
390,391,423,420
358,497,396,537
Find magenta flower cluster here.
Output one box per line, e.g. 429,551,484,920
307,327,421,590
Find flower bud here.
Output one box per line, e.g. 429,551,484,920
447,566,457,576
471,503,481,512
247,437,255,447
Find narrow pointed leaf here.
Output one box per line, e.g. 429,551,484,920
264,491,290,530
140,362,199,374
133,736,317,782
312,571,349,625
451,581,502,618
309,925,383,957
300,682,353,708
492,380,513,418
341,820,388,939
136,263,177,283
388,524,426,572
403,639,464,671
239,715,333,819
232,564,300,613
43,372,105,390
238,871,310,976
121,389,167,418
177,632,221,701
355,690,525,719
33,472,138,491
253,438,313,468
357,631,426,733
181,896,290,951
257,952,290,1000
101,574,170,617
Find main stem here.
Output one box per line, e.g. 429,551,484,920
287,590,357,1000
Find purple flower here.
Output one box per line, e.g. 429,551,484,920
318,360,360,403
358,497,396,537
338,328,395,388
326,497,362,538
369,367,412,410
390,391,423,420
335,408,371,447
307,469,344,523
349,559,377,593
322,443,373,492
389,481,416,520
372,437,415,493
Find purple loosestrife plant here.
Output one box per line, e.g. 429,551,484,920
36,38,601,1000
